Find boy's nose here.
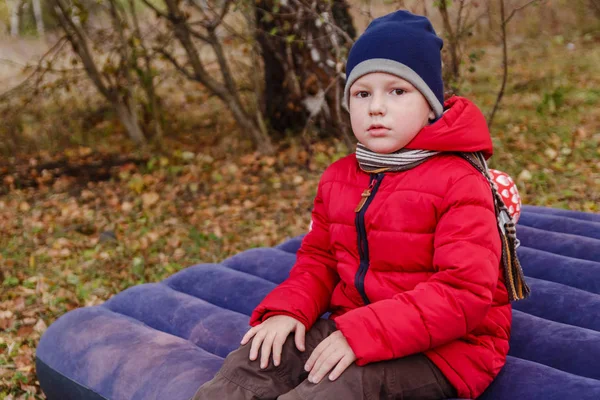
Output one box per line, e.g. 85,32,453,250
368,94,386,116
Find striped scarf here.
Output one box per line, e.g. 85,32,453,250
356,143,531,301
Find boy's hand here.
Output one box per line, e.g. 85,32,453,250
304,330,356,383
241,315,306,369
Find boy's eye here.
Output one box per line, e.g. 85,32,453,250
354,91,370,98
392,89,405,95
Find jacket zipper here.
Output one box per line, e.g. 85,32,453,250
354,173,384,305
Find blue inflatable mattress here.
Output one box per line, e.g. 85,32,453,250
36,205,600,400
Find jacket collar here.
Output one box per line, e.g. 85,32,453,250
404,96,494,159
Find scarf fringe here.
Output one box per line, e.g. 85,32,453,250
461,153,530,301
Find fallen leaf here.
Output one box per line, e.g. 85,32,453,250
14,297,26,311
518,170,532,182
14,353,33,371
17,326,34,338
544,148,557,159
173,248,186,260
142,192,160,208
121,201,133,212
19,382,37,392
33,319,48,334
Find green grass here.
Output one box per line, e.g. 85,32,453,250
460,34,600,211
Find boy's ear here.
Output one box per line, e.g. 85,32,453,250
428,110,435,120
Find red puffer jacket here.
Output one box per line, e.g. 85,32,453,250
250,96,511,399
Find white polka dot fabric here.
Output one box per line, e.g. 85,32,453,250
489,169,521,223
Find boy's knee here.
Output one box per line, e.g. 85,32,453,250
280,363,365,399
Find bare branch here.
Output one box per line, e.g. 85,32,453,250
136,0,275,152
488,0,509,129
187,0,211,20
458,9,489,38
196,18,246,44
108,0,132,83
180,0,231,30
50,0,112,98
332,72,353,150
462,0,474,32
438,0,461,83
161,0,229,98
285,41,302,98
488,0,544,128
48,0,147,144
53,0,92,51
187,26,211,43
225,4,338,47
128,0,164,140
207,28,242,104
438,0,456,41
456,0,466,35
244,9,268,136
0,58,84,74
210,0,233,29
289,0,354,45
156,48,195,81
0,36,69,101
140,0,169,19
505,0,542,25
108,0,140,133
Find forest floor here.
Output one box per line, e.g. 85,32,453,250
0,31,599,399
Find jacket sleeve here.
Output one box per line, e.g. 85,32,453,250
249,174,339,329
335,172,502,365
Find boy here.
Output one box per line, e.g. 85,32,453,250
194,10,528,400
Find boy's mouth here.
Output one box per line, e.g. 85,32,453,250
368,124,389,136
368,123,388,130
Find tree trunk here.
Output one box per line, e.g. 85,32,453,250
32,0,45,36
51,0,148,146
438,0,461,87
9,0,20,37
108,0,148,146
226,95,275,154
487,0,508,130
487,1,496,34
114,100,146,145
127,0,163,142
254,0,356,142
146,0,276,154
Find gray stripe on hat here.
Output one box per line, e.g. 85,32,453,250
343,58,443,117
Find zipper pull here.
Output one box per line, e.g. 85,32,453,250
355,179,376,213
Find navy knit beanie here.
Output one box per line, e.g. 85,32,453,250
344,11,444,118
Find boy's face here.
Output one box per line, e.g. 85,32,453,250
349,72,435,154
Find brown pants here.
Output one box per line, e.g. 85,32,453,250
192,319,456,400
